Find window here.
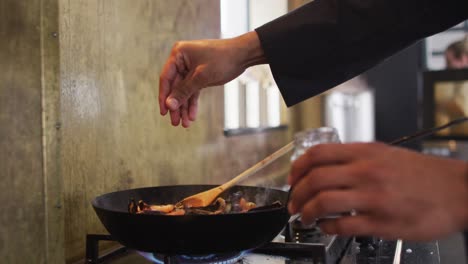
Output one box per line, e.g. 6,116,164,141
221,0,288,134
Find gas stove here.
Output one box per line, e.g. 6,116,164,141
85,218,352,264
84,219,440,264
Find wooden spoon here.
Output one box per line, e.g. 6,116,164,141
176,141,295,208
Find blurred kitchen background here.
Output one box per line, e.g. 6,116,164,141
0,0,467,263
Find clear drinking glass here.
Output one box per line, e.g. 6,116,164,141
288,127,342,225
291,127,341,162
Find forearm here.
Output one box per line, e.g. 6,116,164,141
233,31,268,69
255,0,468,106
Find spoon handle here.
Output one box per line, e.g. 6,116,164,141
219,141,295,191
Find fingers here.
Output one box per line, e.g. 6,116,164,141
159,46,194,123
166,67,205,112
288,143,357,186
318,214,378,237
169,93,198,127
299,190,369,224
170,109,181,126
175,52,188,75
319,214,402,240
181,103,191,128
289,165,357,214
188,91,200,121
168,74,183,126
159,58,178,116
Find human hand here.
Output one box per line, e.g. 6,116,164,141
288,142,468,241
159,31,266,127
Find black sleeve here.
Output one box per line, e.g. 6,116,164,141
465,231,468,259
255,0,468,106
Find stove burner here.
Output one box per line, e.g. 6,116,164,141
138,251,244,264
85,217,353,264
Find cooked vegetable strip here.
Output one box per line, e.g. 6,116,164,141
128,192,263,215
239,198,257,212
148,204,175,213
135,200,174,213
212,198,226,215
128,199,138,214
166,209,186,215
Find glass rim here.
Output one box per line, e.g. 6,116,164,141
294,127,338,139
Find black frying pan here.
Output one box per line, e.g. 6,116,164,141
92,185,289,255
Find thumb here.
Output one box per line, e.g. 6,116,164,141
166,70,205,111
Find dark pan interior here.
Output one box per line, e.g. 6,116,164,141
93,185,288,213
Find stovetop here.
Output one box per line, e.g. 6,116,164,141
84,219,440,264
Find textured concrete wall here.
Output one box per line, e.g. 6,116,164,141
0,1,47,263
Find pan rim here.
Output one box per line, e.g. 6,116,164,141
92,184,289,216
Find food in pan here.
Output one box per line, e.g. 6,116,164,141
128,191,280,215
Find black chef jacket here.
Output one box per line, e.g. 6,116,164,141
255,0,468,258
255,0,468,107
465,232,468,259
